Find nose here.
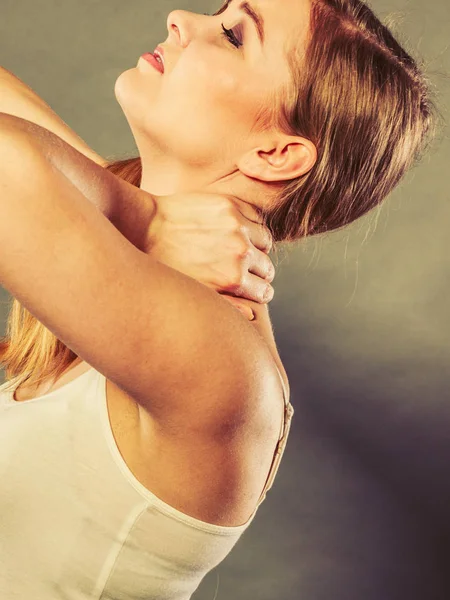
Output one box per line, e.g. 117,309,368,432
166,10,192,48
167,10,209,48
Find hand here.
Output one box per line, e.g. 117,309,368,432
146,191,275,320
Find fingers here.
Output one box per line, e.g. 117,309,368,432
244,273,275,303
224,196,273,253
247,247,276,283
245,221,273,254
227,273,275,304
229,196,265,225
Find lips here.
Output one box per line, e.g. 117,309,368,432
141,52,164,73
153,45,165,73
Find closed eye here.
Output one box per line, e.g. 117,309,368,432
203,12,243,49
221,24,243,48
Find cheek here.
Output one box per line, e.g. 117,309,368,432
165,59,261,133
157,64,267,164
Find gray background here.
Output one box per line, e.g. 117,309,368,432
1,1,450,598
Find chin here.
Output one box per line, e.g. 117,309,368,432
114,68,135,113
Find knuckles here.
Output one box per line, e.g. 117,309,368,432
221,267,247,293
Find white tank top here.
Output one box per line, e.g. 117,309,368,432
0,366,293,599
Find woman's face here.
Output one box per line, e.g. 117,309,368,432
115,0,311,188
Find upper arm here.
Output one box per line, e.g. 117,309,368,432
0,128,269,433
0,67,107,166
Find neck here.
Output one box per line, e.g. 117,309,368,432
138,152,279,212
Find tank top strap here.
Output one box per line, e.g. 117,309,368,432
254,364,294,508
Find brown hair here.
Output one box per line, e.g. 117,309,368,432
0,0,441,390
264,0,440,243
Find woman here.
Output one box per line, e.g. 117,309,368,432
0,0,437,599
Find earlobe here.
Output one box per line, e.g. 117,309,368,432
238,138,317,183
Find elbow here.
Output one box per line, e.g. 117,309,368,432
0,119,48,182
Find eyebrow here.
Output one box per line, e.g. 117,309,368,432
227,0,265,45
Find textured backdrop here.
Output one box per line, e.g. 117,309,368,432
1,1,449,598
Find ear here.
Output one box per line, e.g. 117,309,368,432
237,135,317,183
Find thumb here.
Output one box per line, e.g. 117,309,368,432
237,305,255,321
220,294,255,321
230,301,255,321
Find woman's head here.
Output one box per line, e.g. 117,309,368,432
115,0,439,245
115,0,316,201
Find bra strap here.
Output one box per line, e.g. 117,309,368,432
254,364,294,507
